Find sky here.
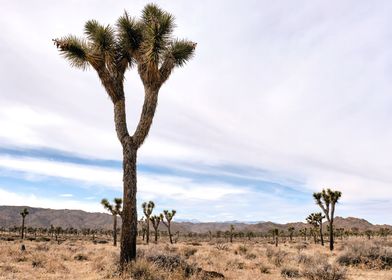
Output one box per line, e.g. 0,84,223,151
1,0,392,224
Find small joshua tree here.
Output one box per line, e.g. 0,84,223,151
229,224,235,243
313,188,342,251
162,210,176,244
20,208,29,240
150,215,161,243
142,201,155,244
306,212,325,246
101,198,123,246
288,227,295,242
299,228,307,241
273,228,279,247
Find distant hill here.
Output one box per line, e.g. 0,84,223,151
0,205,390,233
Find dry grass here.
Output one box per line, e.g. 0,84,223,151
0,237,392,279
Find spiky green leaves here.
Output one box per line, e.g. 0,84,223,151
54,4,196,94
20,208,29,218
117,12,142,61
101,198,122,215
84,20,116,54
170,39,196,67
163,209,176,223
142,201,155,216
53,36,89,70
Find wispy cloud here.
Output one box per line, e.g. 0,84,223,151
1,0,392,223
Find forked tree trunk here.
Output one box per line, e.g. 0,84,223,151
113,214,117,246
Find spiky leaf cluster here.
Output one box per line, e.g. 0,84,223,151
101,198,123,216
142,201,155,217
53,3,196,100
20,208,29,218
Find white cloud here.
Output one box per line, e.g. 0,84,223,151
1,1,392,222
59,194,73,197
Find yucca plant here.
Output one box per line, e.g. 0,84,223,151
149,215,161,243
306,212,325,246
101,198,122,246
53,4,196,265
20,208,29,240
313,188,342,251
161,210,176,244
142,201,155,244
288,227,295,242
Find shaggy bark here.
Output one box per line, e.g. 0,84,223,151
113,214,117,246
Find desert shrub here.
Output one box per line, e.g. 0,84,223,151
337,241,392,269
245,253,257,260
126,259,161,280
214,242,229,251
260,264,271,274
147,254,183,271
281,266,300,278
302,262,346,280
74,253,88,261
32,259,44,268
238,244,248,254
36,244,50,251
266,247,289,267
183,247,197,258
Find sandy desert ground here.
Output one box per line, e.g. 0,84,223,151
1,235,392,280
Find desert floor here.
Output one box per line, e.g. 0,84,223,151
0,236,391,280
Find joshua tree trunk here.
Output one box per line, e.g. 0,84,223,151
21,217,25,240
319,223,324,246
329,204,335,251
154,228,158,242
120,141,138,264
113,214,117,246
275,235,278,247
168,224,173,244
146,219,150,244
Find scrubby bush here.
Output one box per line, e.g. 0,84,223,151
302,262,346,280
260,264,271,274
266,247,289,267
281,266,300,278
337,241,392,269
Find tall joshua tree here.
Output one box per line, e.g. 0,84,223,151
101,198,123,246
150,215,161,243
142,201,155,244
313,188,342,251
53,4,196,265
162,210,176,244
20,208,29,240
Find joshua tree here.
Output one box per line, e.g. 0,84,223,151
142,201,155,244
53,4,196,265
306,212,325,246
20,208,29,240
313,188,342,251
229,224,235,243
162,210,176,244
273,228,279,247
150,215,161,243
101,198,123,246
299,228,307,241
288,227,295,242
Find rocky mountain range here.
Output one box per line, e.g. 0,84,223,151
0,205,390,233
